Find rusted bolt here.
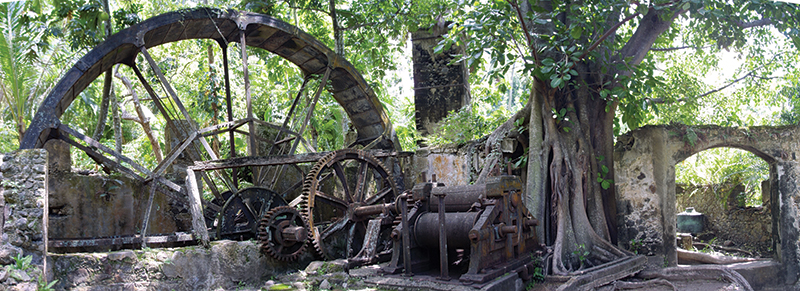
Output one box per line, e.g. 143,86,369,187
469,230,479,241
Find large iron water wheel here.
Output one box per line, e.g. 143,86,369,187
22,8,397,255
300,149,398,260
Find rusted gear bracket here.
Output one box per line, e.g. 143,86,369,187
258,205,309,261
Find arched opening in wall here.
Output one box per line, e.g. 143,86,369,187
674,147,775,263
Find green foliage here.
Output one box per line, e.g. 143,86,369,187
595,156,613,190
0,0,52,144
551,107,573,132
525,254,545,290
37,277,57,291
629,238,643,254
111,2,142,31
12,253,32,271
676,147,768,207
48,0,109,50
426,103,511,146
572,243,589,264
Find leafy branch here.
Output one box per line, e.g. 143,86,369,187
646,52,786,105
596,156,613,190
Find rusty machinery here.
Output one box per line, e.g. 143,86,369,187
382,175,541,284
25,8,404,262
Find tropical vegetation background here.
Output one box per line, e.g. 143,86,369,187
0,0,797,207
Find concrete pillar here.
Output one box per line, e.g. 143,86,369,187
776,161,800,284
411,23,470,140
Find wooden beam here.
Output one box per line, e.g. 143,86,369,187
186,168,211,247
58,123,152,176
152,130,198,177
190,150,408,171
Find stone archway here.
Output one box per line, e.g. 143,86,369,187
674,147,773,257
614,124,800,284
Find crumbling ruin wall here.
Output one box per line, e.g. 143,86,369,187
413,144,482,186
49,240,310,290
411,24,471,139
0,149,310,290
675,183,773,256
44,139,190,243
614,124,800,284
411,138,524,187
0,149,48,290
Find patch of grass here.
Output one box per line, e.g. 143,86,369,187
267,284,294,290
12,253,32,271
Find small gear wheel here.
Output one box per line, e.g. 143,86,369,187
258,206,309,261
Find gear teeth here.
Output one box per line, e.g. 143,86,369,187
299,149,399,262
258,205,309,261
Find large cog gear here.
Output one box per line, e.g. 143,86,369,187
300,149,398,261
258,205,309,261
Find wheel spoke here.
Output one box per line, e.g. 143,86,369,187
140,46,222,163
288,67,331,157
129,64,182,151
134,52,237,193
220,42,239,189
355,161,369,202
313,191,349,210
320,217,350,241
332,162,353,203
365,186,393,205
347,222,356,258
58,123,151,176
240,29,257,160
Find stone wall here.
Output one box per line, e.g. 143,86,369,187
614,124,800,284
0,149,48,290
614,128,667,257
44,139,190,242
411,23,470,139
49,240,312,290
675,183,773,256
413,144,482,186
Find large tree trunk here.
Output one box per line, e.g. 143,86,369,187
542,77,630,274
478,77,630,274
495,3,682,274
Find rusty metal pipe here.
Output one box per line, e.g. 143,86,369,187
415,212,480,249
353,203,393,218
430,185,485,212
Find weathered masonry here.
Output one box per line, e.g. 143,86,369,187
614,124,800,284
411,23,471,139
